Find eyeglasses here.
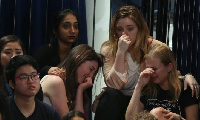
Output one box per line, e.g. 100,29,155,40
15,73,40,81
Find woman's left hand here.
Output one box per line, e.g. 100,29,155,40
184,74,199,98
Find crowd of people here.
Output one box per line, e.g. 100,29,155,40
0,5,199,120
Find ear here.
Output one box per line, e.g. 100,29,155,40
75,55,80,63
9,80,15,90
167,63,173,72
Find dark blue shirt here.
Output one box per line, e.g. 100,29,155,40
9,96,61,120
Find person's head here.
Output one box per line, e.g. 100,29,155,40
109,5,150,63
62,111,87,120
0,35,25,70
144,43,181,102
5,55,40,97
129,110,156,120
150,107,168,120
58,44,103,108
50,9,79,47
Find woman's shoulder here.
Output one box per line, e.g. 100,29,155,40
147,38,163,50
41,75,64,88
100,40,112,56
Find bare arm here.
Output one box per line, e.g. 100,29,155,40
41,75,69,118
126,84,144,120
126,68,154,120
75,77,93,113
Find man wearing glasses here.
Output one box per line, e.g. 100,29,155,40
5,55,61,120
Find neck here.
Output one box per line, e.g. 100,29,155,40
58,41,72,61
159,80,169,90
14,95,35,118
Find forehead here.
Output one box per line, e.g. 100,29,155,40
62,14,78,23
3,42,21,49
15,64,37,74
116,17,136,27
83,60,98,68
145,57,162,67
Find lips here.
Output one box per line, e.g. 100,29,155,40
29,85,36,90
69,36,76,39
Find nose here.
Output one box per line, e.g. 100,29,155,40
27,75,34,83
11,52,17,58
70,26,75,34
122,30,128,35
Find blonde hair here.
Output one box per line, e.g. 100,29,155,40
143,43,181,102
129,110,156,120
105,5,151,64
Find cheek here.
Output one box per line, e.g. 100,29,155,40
0,55,10,68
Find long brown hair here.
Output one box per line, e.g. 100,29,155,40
58,44,103,110
105,5,150,64
143,43,181,102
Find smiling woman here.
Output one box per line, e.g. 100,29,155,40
40,44,103,119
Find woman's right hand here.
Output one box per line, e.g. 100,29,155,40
137,68,154,88
117,32,131,54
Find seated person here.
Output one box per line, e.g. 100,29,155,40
126,43,199,120
5,55,61,120
40,44,103,118
0,90,12,120
129,110,156,120
130,107,185,120
62,111,88,120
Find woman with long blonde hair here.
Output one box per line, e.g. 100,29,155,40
126,43,199,120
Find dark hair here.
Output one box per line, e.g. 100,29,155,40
4,55,39,85
49,9,80,48
0,35,25,54
58,44,103,110
0,90,12,120
0,35,25,94
62,111,87,120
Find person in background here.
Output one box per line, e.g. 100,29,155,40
34,9,79,79
128,107,184,120
129,110,156,120
40,44,103,118
0,35,24,96
94,5,199,120
0,90,12,120
5,55,61,120
62,111,88,120
126,43,198,120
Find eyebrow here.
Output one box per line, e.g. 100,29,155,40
18,71,37,75
4,48,22,50
63,21,78,24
